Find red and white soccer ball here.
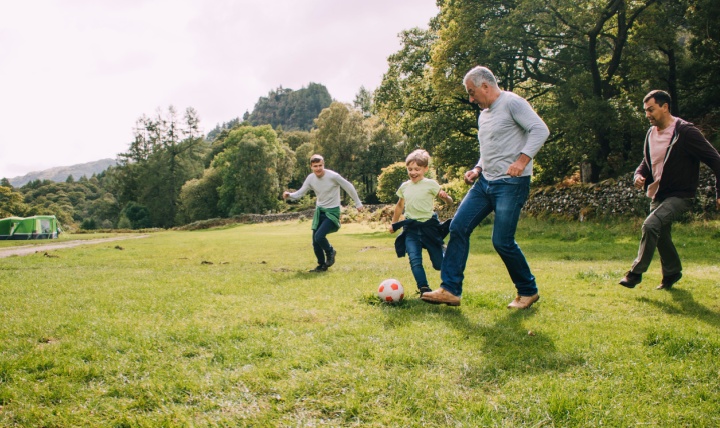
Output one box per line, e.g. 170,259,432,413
378,278,404,303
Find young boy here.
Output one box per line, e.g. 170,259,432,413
283,154,363,272
389,149,453,295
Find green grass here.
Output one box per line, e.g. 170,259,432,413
1,218,719,426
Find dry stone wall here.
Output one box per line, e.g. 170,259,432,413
523,167,718,220
176,168,717,229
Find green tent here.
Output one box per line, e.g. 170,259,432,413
0,215,61,240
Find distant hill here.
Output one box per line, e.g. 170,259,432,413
7,158,117,187
247,82,332,131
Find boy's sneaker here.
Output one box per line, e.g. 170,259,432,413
309,264,327,273
418,286,432,296
325,249,336,267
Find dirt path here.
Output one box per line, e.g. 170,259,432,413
0,235,150,258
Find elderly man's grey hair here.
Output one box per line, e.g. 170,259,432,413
463,66,499,89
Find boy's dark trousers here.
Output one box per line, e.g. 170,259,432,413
312,212,338,265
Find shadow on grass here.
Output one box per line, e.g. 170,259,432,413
409,302,585,384
638,288,720,330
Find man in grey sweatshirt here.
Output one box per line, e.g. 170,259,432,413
422,66,549,309
283,154,363,272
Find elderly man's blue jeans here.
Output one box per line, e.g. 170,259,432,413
440,175,537,297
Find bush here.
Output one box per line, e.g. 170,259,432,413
376,162,408,203
80,218,97,230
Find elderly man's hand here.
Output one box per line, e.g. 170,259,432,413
464,169,479,184
506,154,531,177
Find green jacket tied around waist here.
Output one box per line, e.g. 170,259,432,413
312,206,341,230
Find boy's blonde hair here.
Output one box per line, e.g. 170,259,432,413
405,149,430,167
310,154,324,164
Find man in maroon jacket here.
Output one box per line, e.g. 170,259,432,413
620,90,720,290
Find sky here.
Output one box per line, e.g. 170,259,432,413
0,0,438,180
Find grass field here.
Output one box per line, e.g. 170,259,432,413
1,217,719,427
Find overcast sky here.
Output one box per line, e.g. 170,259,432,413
0,0,438,180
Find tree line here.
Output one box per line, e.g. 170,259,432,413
0,83,407,229
375,0,720,185
1,0,718,229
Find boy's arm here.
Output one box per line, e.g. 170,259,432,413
438,190,453,205
284,175,312,201
388,198,405,233
335,174,363,209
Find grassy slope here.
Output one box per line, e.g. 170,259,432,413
0,219,718,427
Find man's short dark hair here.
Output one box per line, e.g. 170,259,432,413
644,90,672,107
310,154,324,164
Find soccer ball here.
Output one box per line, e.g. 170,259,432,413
378,278,404,303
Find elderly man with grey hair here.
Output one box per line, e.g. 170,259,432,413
422,65,550,309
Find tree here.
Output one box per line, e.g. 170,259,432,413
356,116,406,202
376,162,409,203
206,117,241,142
680,0,720,133
375,26,479,173
213,125,288,215
177,167,223,224
313,102,369,181
377,0,677,183
290,142,316,189
120,202,152,229
279,130,313,151
353,86,374,117
0,186,27,217
112,106,209,228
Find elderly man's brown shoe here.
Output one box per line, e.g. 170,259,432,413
507,294,539,309
421,288,461,306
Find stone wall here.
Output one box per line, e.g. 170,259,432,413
175,205,390,230
175,168,717,229
523,166,718,220
175,210,317,230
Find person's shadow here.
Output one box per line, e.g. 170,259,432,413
638,288,720,329
422,303,584,383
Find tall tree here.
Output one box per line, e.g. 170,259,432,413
213,125,288,215
377,0,674,183
177,167,223,224
681,0,720,133
290,142,316,189
313,102,369,183
112,106,209,228
375,25,478,173
0,186,27,217
353,86,375,117
357,116,407,202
